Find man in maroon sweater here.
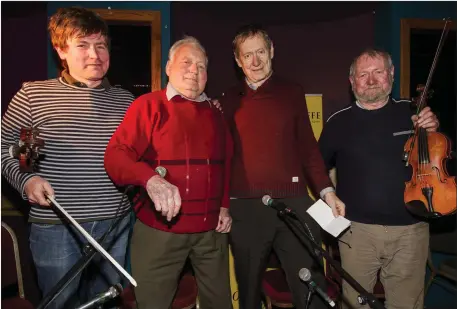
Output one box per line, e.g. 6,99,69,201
219,25,345,309
104,37,233,309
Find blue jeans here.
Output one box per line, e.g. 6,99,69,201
29,214,131,309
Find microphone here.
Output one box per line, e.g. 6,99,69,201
155,166,167,178
262,195,296,215
263,196,322,257
75,284,123,309
299,268,335,307
124,166,167,195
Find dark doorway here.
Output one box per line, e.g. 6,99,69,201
409,28,456,178
409,28,456,150
107,22,152,98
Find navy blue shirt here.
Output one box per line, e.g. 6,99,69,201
319,98,420,225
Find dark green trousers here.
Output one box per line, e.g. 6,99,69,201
130,220,232,309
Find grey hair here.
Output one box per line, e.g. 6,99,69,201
232,24,272,58
349,48,393,77
168,36,208,65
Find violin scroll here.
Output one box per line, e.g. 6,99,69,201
411,84,434,108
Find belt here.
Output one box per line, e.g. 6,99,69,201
147,159,225,165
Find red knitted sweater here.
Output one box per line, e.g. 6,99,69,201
220,75,332,198
104,89,232,233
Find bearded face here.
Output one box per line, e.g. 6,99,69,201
350,54,394,105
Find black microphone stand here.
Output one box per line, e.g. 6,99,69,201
36,207,132,309
304,282,315,309
276,209,320,309
276,208,385,309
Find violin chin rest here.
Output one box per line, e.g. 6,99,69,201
405,200,443,219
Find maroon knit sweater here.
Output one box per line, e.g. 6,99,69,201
220,74,332,198
104,89,232,233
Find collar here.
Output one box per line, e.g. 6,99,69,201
165,83,209,102
61,70,111,90
355,96,390,110
245,71,273,90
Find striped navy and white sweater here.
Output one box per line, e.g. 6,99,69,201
1,78,135,223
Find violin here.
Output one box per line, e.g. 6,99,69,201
403,18,456,218
9,127,45,173
411,84,433,106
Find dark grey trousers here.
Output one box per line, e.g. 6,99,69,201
229,196,329,309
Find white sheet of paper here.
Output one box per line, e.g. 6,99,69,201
306,199,351,237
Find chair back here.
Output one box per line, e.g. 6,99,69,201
1,221,25,299
429,214,457,255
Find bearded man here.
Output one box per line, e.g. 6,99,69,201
319,48,439,309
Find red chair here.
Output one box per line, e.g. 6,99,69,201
1,221,34,309
262,251,341,309
120,272,198,309
262,252,294,309
263,268,294,309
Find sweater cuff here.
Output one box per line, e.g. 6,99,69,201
20,174,38,200
137,162,160,188
319,187,335,200
221,197,230,209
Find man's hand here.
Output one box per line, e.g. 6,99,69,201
323,191,345,217
24,176,55,206
145,175,182,221
412,106,439,132
211,99,223,112
215,207,232,233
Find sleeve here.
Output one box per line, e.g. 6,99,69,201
221,120,234,209
1,83,38,199
318,117,338,172
295,86,334,195
104,96,160,188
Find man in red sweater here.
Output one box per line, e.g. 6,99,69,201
104,36,233,309
219,25,345,309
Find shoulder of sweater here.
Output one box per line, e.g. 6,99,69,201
134,89,166,103
21,78,133,98
107,86,135,99
270,75,303,92
21,78,60,89
326,104,353,123
391,97,414,114
127,89,167,112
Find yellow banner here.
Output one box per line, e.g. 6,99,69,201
229,94,324,308
306,94,323,141
229,247,240,308
306,94,323,201
305,94,328,276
